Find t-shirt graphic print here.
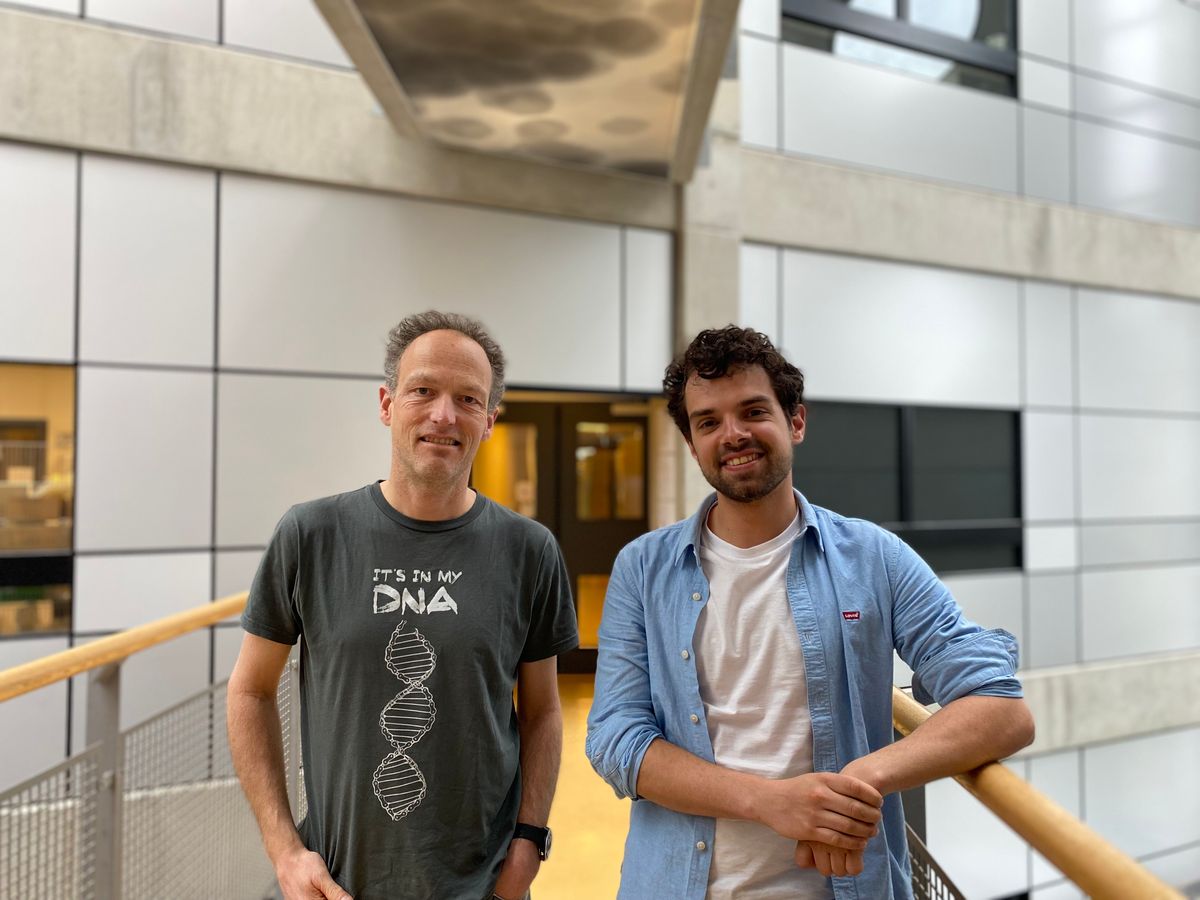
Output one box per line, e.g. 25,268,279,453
374,620,437,820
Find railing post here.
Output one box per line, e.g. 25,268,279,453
285,656,301,818
86,662,123,900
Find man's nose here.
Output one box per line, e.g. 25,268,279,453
718,417,750,446
429,394,456,424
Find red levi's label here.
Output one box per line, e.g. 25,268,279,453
842,611,861,621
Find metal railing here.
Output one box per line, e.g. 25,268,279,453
0,593,1188,900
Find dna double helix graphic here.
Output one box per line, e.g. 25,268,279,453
372,620,437,821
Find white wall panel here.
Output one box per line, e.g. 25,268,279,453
213,624,245,683
216,373,387,546
1075,73,1200,145
75,367,213,550
1075,119,1200,227
738,243,779,342
0,637,68,792
1022,415,1080,525
75,551,211,633
1029,750,1081,884
1021,107,1072,205
1074,0,1200,103
740,34,778,150
1081,564,1200,661
782,250,1020,407
1079,415,1200,520
1020,58,1071,112
739,0,779,40
1085,727,1200,858
622,228,672,392
1018,0,1070,64
926,760,1030,899
1080,520,1200,568
781,45,1019,193
215,548,264,599
220,175,622,390
941,572,1024,649
1078,289,1200,414
1022,282,1073,407
79,156,215,367
1026,572,1077,669
0,142,76,362
1031,883,1083,900
86,0,218,41
70,630,211,750
1024,524,1078,572
223,0,350,67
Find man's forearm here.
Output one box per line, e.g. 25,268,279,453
515,706,562,825
227,689,304,862
636,738,762,820
845,695,1035,796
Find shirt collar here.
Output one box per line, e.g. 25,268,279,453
672,488,824,564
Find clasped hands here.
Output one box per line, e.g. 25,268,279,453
756,768,884,879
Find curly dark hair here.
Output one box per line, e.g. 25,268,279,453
664,326,804,437
383,311,506,412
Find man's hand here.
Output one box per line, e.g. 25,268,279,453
755,772,883,850
490,838,540,900
275,847,352,900
795,841,866,877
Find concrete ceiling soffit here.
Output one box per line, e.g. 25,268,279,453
315,0,739,183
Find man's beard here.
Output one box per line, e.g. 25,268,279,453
699,445,792,503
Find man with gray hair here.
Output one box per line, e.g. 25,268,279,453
228,311,578,899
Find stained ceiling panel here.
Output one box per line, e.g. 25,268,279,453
317,0,738,181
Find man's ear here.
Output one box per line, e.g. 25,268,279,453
379,385,393,426
791,404,807,446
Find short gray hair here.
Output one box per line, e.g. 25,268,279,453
383,311,506,411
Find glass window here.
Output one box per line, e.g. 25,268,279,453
0,363,75,635
472,422,538,519
792,399,1020,573
909,407,1018,522
794,402,901,523
782,0,1016,97
575,423,645,521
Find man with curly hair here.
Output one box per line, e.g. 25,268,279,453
587,325,1033,899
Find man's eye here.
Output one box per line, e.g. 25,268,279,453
747,408,767,417
461,396,479,406
413,387,431,396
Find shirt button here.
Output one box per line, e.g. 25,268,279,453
680,649,690,660
691,592,701,601
696,841,707,851
689,714,699,724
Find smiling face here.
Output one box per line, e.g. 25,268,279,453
379,329,497,493
683,364,805,504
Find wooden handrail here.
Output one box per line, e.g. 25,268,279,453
0,592,247,704
892,687,1184,900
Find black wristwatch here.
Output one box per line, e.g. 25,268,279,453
512,822,552,861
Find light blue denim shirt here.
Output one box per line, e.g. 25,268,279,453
586,491,1022,900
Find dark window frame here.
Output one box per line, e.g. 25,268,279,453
781,0,1018,82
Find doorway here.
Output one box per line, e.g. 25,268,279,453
472,396,650,672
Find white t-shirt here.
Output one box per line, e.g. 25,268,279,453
696,507,833,900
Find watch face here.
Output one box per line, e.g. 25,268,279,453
543,828,552,860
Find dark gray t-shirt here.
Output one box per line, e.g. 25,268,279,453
241,484,577,899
